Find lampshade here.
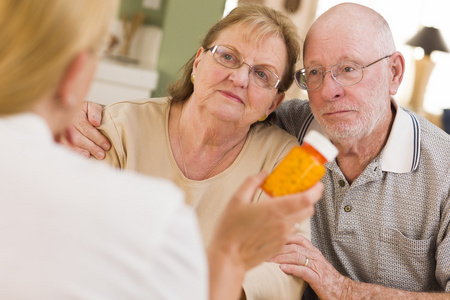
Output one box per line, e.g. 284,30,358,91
406,26,449,56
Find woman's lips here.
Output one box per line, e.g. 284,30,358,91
220,90,243,104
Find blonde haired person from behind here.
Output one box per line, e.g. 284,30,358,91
0,1,323,299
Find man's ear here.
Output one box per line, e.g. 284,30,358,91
57,51,92,108
268,91,285,114
388,51,405,96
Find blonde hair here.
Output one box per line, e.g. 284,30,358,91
169,4,301,103
0,0,118,115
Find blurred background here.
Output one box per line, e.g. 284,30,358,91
88,0,450,130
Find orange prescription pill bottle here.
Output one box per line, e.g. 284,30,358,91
262,130,338,197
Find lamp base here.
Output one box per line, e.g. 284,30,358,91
409,55,435,112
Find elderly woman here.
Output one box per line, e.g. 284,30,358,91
0,1,324,299
66,5,310,299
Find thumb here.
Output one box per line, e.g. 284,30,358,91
86,101,104,127
229,171,268,205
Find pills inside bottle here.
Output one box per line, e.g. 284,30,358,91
262,130,338,197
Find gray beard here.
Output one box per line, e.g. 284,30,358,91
313,94,389,142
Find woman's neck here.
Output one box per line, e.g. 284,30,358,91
169,101,249,180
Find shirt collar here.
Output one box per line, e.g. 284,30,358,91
298,99,420,174
381,100,420,173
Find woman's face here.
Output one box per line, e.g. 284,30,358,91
191,25,287,128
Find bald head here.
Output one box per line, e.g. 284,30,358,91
301,2,405,143
304,3,396,61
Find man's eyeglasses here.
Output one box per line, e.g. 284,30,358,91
207,45,281,90
294,54,392,91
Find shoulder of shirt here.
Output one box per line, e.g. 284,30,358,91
101,97,170,124
415,112,450,161
277,98,310,113
104,97,169,114
416,113,450,143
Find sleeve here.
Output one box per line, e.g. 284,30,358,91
242,262,308,300
148,204,209,300
274,99,311,138
243,185,311,300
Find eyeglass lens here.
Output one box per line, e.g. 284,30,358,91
296,62,363,91
295,55,391,90
211,45,280,90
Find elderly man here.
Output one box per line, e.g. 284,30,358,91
271,3,450,299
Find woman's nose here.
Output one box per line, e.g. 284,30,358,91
229,64,250,88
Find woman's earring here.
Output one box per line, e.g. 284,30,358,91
190,74,195,84
259,114,267,122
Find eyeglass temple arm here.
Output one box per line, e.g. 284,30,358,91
363,54,392,69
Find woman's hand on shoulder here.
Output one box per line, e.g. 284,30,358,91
57,101,110,159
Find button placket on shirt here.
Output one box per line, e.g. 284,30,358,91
333,175,356,234
337,179,352,213
337,159,382,215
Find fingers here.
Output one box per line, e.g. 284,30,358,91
268,244,300,261
292,182,324,206
268,238,307,262
65,125,106,159
268,182,323,225
279,262,313,278
274,248,318,280
275,239,345,300
269,238,320,281
276,252,311,269
303,181,324,199
268,234,318,264
69,101,111,159
86,101,104,127
75,102,110,150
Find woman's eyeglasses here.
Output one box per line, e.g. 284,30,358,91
207,45,281,90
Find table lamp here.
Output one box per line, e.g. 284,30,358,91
406,26,449,112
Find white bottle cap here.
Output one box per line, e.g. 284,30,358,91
303,130,338,162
